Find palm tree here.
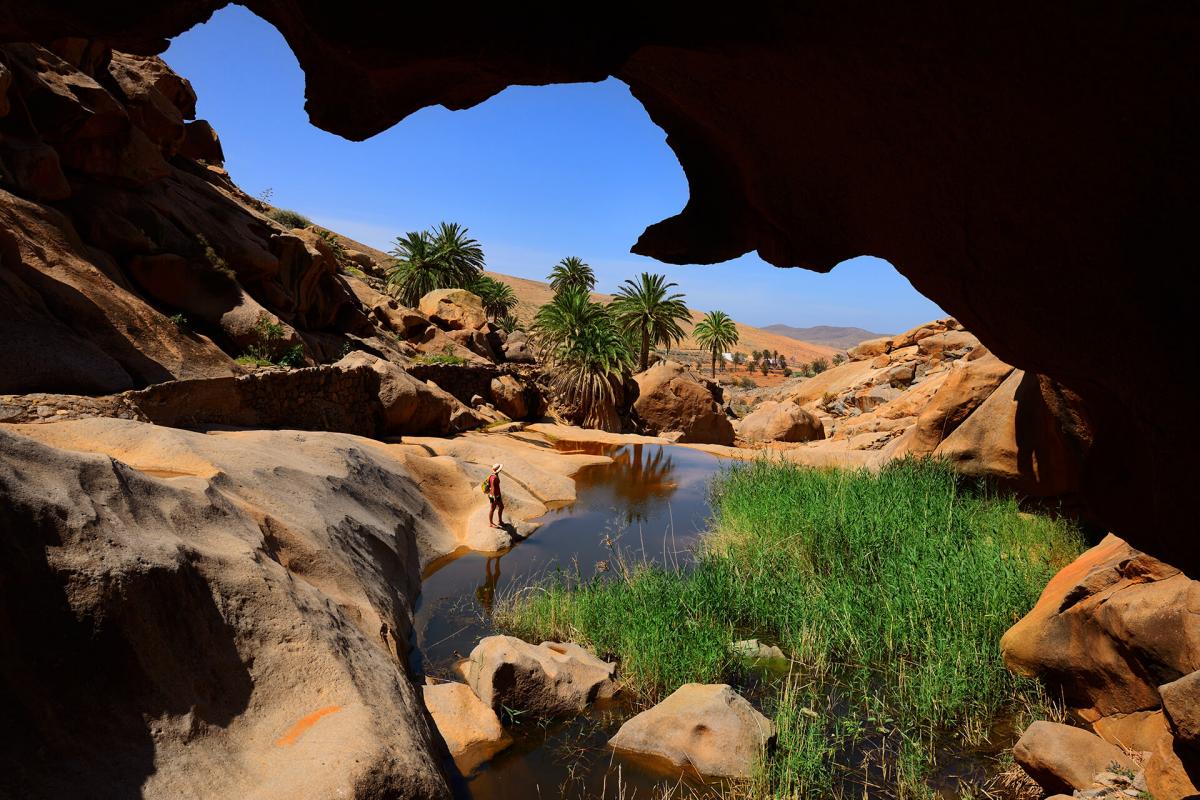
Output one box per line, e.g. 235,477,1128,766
548,256,596,295
386,230,441,306
533,288,633,430
386,221,485,306
692,310,739,378
610,272,691,372
470,275,518,321
546,319,633,430
429,221,485,286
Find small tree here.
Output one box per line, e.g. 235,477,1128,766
811,357,830,374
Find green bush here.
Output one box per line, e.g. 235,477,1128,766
268,207,313,229
418,345,469,366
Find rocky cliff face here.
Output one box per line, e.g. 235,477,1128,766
0,40,444,397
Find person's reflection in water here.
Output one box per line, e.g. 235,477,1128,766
475,556,502,615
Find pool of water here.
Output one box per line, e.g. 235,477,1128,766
412,442,729,798
410,439,1023,799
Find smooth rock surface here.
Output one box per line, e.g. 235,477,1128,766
1013,721,1135,794
418,288,487,331
465,636,616,717
421,682,512,774
608,683,774,779
633,361,734,445
736,400,824,443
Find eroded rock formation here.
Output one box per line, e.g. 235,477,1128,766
8,2,1190,568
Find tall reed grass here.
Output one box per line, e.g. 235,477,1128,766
497,458,1083,797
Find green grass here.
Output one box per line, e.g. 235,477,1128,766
496,458,1083,798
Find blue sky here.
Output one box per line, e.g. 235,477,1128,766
163,5,944,333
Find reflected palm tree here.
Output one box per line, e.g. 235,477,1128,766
607,444,678,524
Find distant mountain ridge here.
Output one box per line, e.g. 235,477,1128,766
762,324,887,351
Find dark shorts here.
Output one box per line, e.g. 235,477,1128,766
489,495,503,506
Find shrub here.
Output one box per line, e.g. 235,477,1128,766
168,313,189,331
418,346,469,366
195,234,237,281
810,357,830,374
268,207,313,229
832,352,847,366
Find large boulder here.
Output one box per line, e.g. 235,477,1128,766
1145,731,1200,800
934,370,1093,496
608,683,775,779
418,288,487,331
1160,670,1200,750
0,421,453,799
1012,721,1135,795
502,330,536,363
489,375,530,420
335,352,463,435
737,400,824,443
1001,535,1200,720
632,361,734,445
421,682,511,774
896,353,1014,456
465,636,616,717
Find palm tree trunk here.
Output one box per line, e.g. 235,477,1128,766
711,349,717,378
640,326,650,372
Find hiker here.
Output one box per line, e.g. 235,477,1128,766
486,463,505,529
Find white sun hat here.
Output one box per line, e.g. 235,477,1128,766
492,463,503,473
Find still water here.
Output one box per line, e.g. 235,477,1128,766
412,441,728,798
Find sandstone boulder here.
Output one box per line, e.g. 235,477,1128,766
465,636,616,717
608,683,775,779
916,329,980,359
502,330,536,363
853,384,902,412
448,328,499,362
934,370,1093,496
490,375,530,420
419,288,487,331
1013,721,1135,794
180,119,225,164
1001,535,1200,720
335,352,464,435
0,421,454,799
421,682,511,774
1145,731,1200,800
1092,710,1171,754
632,361,734,445
897,353,1014,456
847,335,892,360
1161,670,1200,749
106,51,193,155
343,275,430,337
737,400,824,443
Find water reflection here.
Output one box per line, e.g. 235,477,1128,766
554,443,679,526
413,441,727,799
414,443,719,677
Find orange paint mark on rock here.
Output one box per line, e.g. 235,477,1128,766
275,705,342,746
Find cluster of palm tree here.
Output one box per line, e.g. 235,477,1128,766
385,221,518,323
533,259,707,428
